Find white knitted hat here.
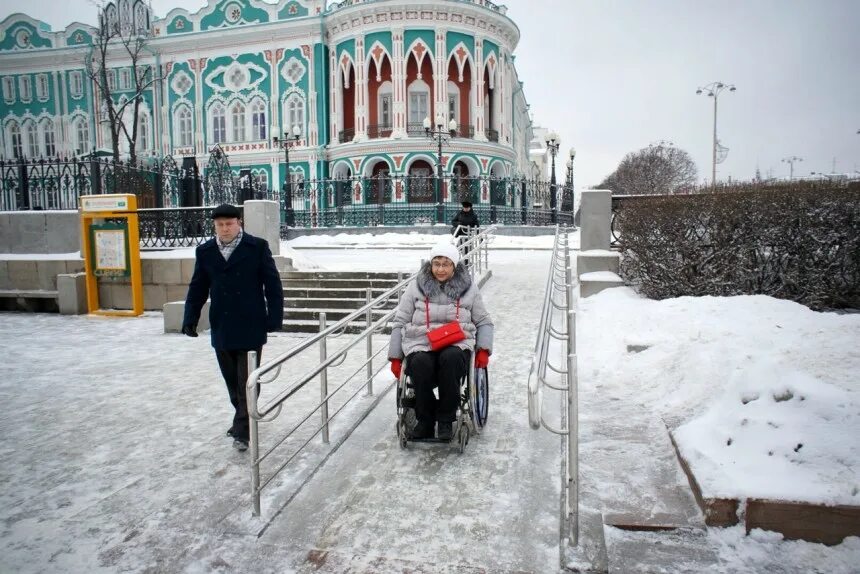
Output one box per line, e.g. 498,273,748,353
428,241,460,266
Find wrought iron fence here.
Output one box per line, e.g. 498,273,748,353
137,205,244,248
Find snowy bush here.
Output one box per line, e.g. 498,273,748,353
616,181,860,310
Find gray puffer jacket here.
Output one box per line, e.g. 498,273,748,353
389,261,494,358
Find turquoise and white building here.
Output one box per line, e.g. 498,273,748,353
0,0,536,207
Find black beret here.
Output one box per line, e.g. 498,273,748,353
211,204,241,219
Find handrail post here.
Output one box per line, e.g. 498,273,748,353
565,248,579,546
248,350,261,517
319,313,330,444
365,287,374,396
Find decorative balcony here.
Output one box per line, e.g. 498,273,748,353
338,128,355,143
367,124,393,139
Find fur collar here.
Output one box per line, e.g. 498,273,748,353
417,261,472,299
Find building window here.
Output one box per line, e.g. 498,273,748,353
24,121,38,157
69,71,83,98
250,99,266,140
19,76,32,102
74,118,89,154
175,106,192,147
447,83,459,125
36,74,49,101
42,119,56,157
137,114,150,151
211,103,226,144
8,121,22,158
285,94,304,133
134,2,149,34
106,70,116,91
230,101,245,142
255,171,268,191
407,82,429,124
120,69,132,90
2,77,14,103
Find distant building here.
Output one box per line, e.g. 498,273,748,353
0,0,539,208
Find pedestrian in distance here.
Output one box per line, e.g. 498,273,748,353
181,204,284,452
451,200,480,264
388,241,493,441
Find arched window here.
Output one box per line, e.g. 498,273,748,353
175,105,192,147
250,99,266,140
8,121,22,158
377,81,393,130
285,94,304,134
447,81,460,126
211,103,226,144
41,119,56,157
74,117,89,155
24,121,38,157
407,80,430,125
137,113,150,151
134,2,149,34
231,101,245,142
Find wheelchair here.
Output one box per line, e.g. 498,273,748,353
395,350,489,453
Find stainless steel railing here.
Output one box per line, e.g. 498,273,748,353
245,226,496,516
526,226,579,545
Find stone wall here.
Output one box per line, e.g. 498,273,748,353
0,211,81,254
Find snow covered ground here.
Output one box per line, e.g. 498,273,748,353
0,233,858,572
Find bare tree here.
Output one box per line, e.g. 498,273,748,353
84,3,158,163
598,142,698,195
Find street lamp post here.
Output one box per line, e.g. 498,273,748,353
424,114,457,223
782,155,803,180
569,147,576,227
545,132,560,223
273,124,302,226
696,81,736,187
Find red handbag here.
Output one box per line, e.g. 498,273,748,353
425,297,465,351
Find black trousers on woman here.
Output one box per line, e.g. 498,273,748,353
215,347,262,442
407,347,468,424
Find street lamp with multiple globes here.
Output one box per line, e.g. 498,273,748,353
545,132,560,222
567,147,577,225
273,124,302,225
782,155,803,180
423,114,457,222
696,81,736,187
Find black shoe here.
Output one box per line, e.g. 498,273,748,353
410,420,435,440
226,426,235,438
437,421,453,441
233,439,248,452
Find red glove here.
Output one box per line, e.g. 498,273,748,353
390,358,402,379
475,349,490,368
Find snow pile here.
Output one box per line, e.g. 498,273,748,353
578,288,860,505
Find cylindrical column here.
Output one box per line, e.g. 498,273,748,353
319,313,330,444
366,287,374,396
247,350,261,516
712,94,718,187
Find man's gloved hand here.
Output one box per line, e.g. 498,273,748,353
390,358,402,379
181,324,198,338
475,349,490,368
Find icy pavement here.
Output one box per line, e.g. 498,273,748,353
0,249,565,573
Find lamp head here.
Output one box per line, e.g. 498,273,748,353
570,147,576,160
729,86,736,92
436,114,445,129
423,116,431,132
696,88,702,95
448,118,457,133
291,124,302,138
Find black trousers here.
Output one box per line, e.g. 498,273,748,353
407,347,468,424
215,347,262,442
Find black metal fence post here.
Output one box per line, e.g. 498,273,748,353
16,157,29,210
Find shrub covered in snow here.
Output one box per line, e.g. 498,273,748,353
615,181,860,310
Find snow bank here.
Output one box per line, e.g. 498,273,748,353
578,288,860,506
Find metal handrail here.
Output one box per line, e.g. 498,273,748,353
526,225,579,546
245,226,496,516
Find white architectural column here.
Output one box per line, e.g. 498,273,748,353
392,29,407,139
329,49,339,144
354,37,367,141
473,39,486,142
304,45,319,148
192,58,205,156
434,31,446,123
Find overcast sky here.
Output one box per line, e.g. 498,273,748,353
2,0,858,187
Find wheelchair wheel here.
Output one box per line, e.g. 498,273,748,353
475,368,489,428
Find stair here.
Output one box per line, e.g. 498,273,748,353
281,271,408,334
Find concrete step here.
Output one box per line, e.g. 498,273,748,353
283,287,398,299
281,318,393,335
284,297,398,309
280,271,404,280
282,278,401,289
579,271,625,298
283,307,393,322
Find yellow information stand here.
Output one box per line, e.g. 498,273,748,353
79,194,144,316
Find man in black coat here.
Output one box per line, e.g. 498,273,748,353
451,200,480,263
182,204,284,452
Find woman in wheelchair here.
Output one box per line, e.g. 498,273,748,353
388,241,494,441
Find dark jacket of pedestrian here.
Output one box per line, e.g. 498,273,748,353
183,232,284,350
451,208,480,236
